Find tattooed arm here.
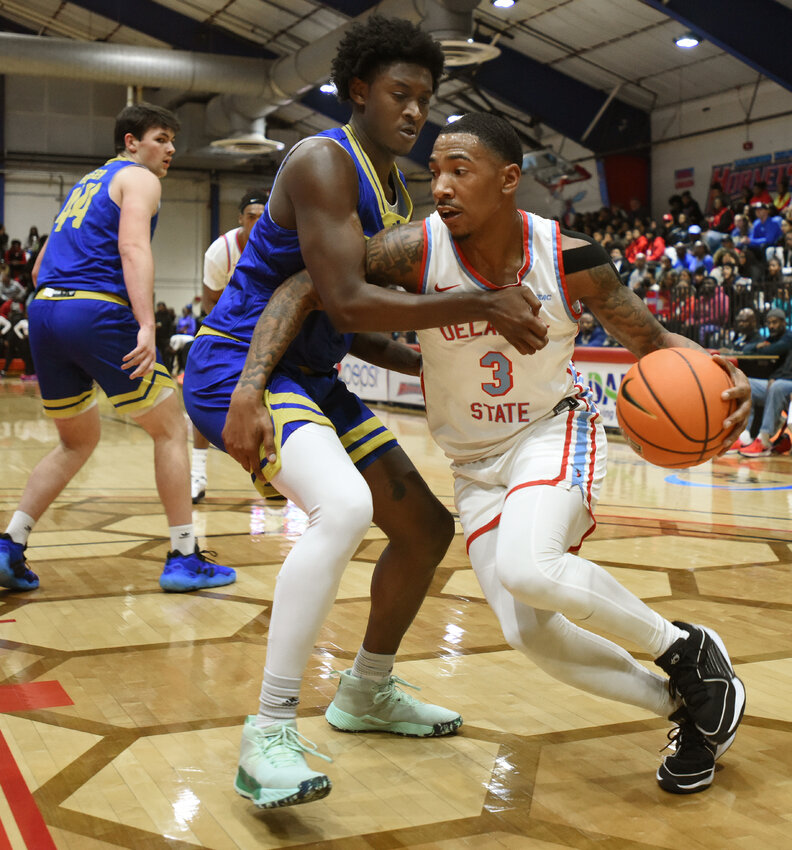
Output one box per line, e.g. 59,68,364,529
221,271,320,476
564,233,750,450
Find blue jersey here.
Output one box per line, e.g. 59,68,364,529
201,124,413,372
37,157,157,300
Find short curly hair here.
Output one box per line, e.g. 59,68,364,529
331,15,445,102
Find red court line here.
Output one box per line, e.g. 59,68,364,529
0,813,13,850
0,620,15,624
0,683,72,714
0,732,57,850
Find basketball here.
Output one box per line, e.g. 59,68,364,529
615,348,736,468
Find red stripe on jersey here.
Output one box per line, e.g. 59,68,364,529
420,219,430,293
465,512,502,553
555,220,581,319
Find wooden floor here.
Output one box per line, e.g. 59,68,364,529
1,376,791,849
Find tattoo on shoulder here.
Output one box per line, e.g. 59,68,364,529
366,224,424,289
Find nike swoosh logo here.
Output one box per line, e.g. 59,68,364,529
435,283,460,292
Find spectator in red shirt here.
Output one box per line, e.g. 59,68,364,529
704,195,735,252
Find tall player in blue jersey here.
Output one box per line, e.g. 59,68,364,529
0,103,235,594
183,17,548,809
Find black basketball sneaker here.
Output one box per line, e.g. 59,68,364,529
657,707,735,794
655,621,745,745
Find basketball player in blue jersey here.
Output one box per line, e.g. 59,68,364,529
0,103,235,595
236,114,753,797
183,17,548,809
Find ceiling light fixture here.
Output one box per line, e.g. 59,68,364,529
491,0,516,8
674,31,700,49
447,114,463,123
320,82,337,94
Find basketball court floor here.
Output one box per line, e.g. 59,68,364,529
1,378,791,849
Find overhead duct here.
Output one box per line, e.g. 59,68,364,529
0,0,492,157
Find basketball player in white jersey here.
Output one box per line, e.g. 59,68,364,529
233,113,751,796
191,190,267,502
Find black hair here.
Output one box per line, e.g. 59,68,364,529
239,188,269,212
437,112,523,168
114,102,180,154
331,15,445,101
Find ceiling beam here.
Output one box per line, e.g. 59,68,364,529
640,0,792,93
66,0,276,57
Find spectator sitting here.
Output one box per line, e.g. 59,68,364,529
704,194,735,251
712,237,737,268
696,276,730,347
645,228,666,262
609,244,631,282
680,189,703,224
671,276,697,333
769,231,792,271
731,214,751,250
735,247,762,285
748,203,783,261
4,240,27,281
735,345,792,456
692,265,708,291
624,229,648,263
691,240,714,274
722,307,762,353
773,177,790,215
655,254,675,288
0,223,8,256
575,312,606,346
24,227,40,253
672,242,698,273
749,181,773,207
743,307,792,355
170,305,197,374
625,252,651,291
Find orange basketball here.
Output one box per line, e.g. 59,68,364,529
615,348,736,468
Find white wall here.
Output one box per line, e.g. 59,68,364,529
651,80,792,217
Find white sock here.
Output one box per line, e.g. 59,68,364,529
739,429,750,445
169,525,195,555
192,447,208,478
654,622,689,658
6,511,35,546
351,647,395,683
759,432,771,448
257,669,301,726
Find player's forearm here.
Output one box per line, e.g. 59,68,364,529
233,270,319,398
326,285,501,334
350,332,421,376
120,243,156,329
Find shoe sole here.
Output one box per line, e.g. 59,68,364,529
159,575,237,592
234,772,331,808
656,762,714,794
325,704,462,738
698,626,746,744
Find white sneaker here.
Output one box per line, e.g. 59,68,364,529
191,474,207,504
325,670,462,737
234,717,331,808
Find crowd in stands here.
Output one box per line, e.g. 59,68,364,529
570,177,792,350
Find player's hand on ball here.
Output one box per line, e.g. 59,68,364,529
711,354,751,455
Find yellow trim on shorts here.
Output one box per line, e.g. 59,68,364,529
340,416,396,466
252,390,335,498
42,388,98,419
35,287,129,306
196,325,245,343
107,364,176,415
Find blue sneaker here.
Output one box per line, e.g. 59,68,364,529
159,546,236,592
0,533,39,591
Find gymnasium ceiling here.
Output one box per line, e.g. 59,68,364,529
0,0,789,171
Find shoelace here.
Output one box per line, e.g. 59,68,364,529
258,724,332,765
667,664,709,712
373,675,423,706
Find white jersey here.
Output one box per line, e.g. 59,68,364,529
417,209,596,464
203,227,243,292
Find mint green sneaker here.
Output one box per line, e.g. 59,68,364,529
324,670,462,737
234,717,331,808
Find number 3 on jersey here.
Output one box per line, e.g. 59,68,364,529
54,182,102,232
480,351,513,396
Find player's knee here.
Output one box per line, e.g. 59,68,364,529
400,500,454,567
496,540,565,608
320,478,373,541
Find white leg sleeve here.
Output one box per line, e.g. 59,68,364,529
470,531,675,718
263,422,373,680
495,485,679,659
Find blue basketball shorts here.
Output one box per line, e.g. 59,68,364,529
29,288,175,419
183,332,398,495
